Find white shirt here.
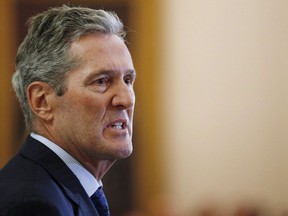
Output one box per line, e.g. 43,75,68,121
30,133,101,197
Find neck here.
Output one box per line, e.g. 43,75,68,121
82,159,116,181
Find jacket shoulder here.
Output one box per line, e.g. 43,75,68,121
0,154,75,215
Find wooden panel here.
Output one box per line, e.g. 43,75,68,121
129,0,163,211
0,0,17,166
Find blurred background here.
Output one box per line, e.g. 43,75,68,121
1,0,288,215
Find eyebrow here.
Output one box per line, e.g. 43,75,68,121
126,69,137,78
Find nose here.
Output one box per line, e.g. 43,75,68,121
111,82,135,109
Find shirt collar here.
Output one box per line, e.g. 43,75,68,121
30,132,101,197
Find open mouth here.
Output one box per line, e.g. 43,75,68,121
109,120,127,130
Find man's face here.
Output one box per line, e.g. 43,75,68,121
51,33,135,163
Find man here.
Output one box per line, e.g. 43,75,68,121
0,5,136,216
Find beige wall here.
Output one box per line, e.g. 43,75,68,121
158,0,288,215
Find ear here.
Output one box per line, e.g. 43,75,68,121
27,81,55,122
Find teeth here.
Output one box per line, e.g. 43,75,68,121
112,122,123,129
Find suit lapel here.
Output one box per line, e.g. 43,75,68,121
19,136,99,216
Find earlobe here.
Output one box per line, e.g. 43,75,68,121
27,81,54,122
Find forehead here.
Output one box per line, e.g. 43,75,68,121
68,33,134,79
70,33,131,61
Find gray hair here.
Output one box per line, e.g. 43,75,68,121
12,5,126,129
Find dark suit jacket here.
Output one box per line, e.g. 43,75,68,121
0,136,100,216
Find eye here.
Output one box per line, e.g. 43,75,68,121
94,77,108,86
124,75,135,85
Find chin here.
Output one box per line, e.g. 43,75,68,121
114,145,133,159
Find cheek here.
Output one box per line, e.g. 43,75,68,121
77,96,107,120
57,90,108,123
